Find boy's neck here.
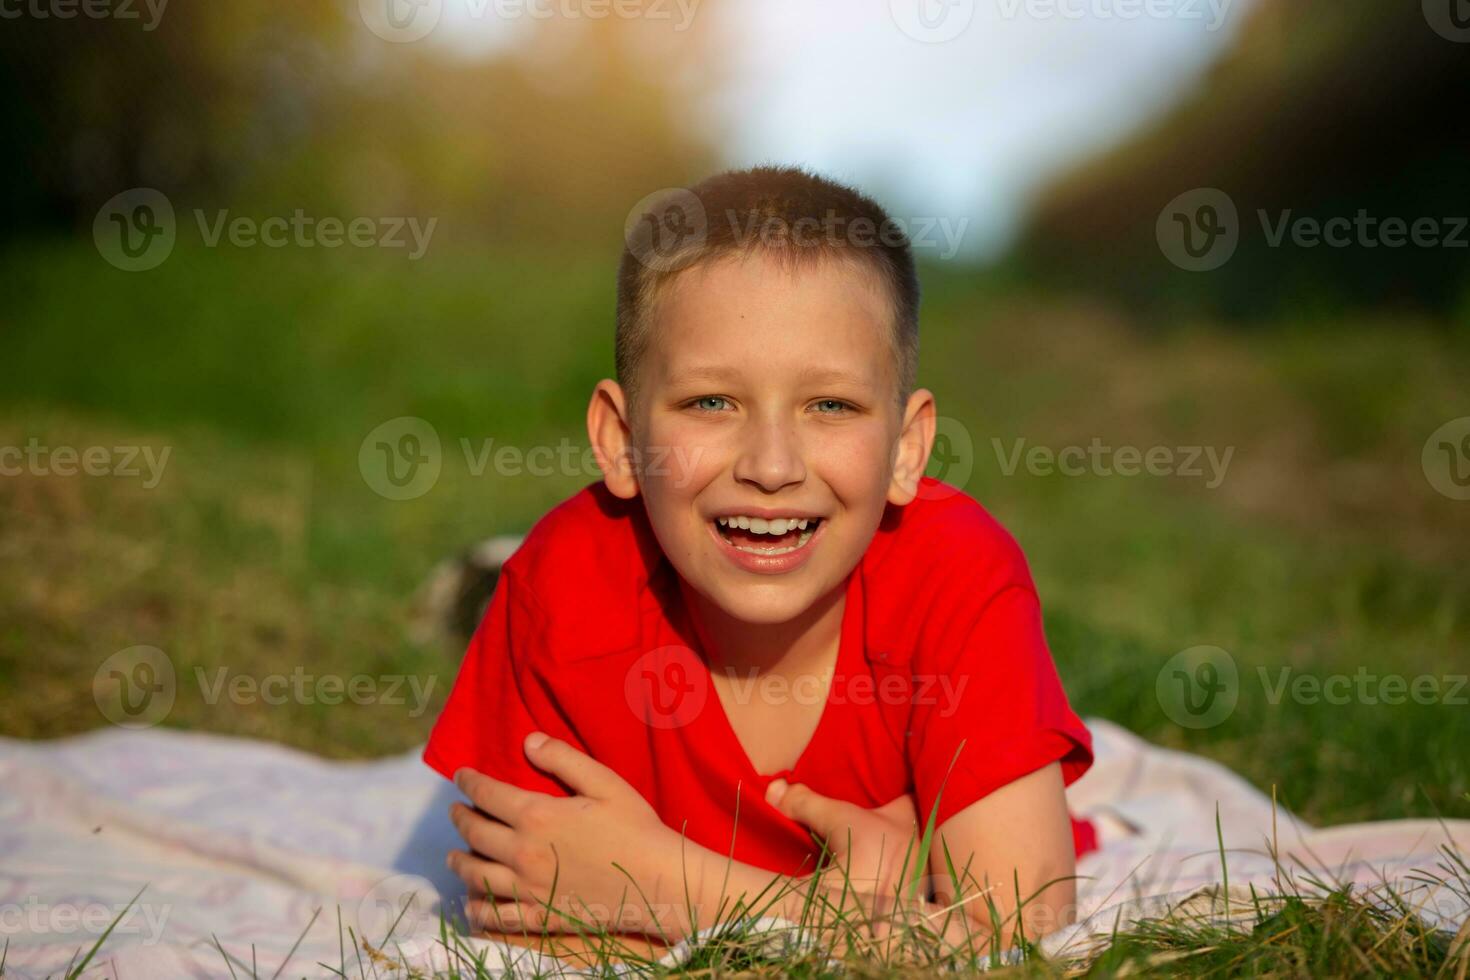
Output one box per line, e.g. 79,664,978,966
678,574,848,677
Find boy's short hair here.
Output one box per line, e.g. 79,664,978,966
616,165,920,415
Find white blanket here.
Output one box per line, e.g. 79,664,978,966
3,720,1465,977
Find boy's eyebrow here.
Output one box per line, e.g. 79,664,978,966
669,364,878,389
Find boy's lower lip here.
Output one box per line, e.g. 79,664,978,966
705,517,825,575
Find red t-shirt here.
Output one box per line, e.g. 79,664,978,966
423,476,1096,875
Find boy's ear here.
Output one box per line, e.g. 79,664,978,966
888,387,937,507
587,379,641,499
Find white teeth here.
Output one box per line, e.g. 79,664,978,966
714,516,821,536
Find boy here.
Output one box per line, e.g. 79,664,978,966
423,166,1094,951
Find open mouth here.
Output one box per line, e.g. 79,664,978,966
713,515,822,556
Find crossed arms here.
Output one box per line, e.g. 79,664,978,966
444,732,1077,957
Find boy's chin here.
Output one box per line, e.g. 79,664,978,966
703,578,829,626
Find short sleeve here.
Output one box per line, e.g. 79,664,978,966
422,569,584,796
907,584,1093,830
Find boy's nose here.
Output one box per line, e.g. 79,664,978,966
732,419,806,492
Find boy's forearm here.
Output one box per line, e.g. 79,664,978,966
664,841,982,953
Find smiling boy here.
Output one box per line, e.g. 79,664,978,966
423,166,1094,950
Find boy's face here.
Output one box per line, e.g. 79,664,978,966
591,251,934,626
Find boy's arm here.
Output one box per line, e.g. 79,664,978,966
927,761,1077,943
452,737,1067,955
741,764,1075,951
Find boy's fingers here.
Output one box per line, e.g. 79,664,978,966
446,848,518,897
466,899,583,934
466,898,546,934
767,781,856,840
448,801,517,863
454,768,535,824
522,732,628,800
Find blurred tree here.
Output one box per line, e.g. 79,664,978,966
1014,0,1470,321
0,0,718,244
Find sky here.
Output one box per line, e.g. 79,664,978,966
431,0,1257,259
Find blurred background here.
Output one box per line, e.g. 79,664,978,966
1,0,1467,826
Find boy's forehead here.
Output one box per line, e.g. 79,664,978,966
648,252,897,379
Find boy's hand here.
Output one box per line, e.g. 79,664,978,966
446,733,686,937
765,780,921,898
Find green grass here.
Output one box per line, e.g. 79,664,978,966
1,237,1468,975
21,833,1470,978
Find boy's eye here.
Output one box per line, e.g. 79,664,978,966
687,395,732,412
812,398,854,414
